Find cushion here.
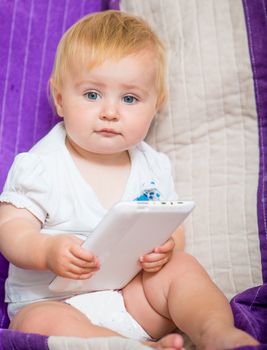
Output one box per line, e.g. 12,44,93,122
0,0,119,334
0,0,119,191
230,0,267,344
120,0,263,299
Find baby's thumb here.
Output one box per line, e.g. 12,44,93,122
70,240,94,261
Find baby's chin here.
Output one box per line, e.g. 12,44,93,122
84,146,131,158
88,142,136,155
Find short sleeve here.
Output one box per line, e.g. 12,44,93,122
0,153,49,223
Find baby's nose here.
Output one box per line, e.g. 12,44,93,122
100,103,119,120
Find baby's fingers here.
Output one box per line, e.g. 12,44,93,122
140,252,166,263
70,243,98,263
63,268,95,280
141,257,169,272
64,255,100,278
154,237,175,254
71,255,100,270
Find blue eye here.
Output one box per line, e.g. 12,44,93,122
123,95,137,104
85,91,100,100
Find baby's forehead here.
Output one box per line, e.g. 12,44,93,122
70,45,154,64
70,53,156,79
66,48,156,76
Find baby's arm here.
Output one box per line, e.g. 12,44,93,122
0,203,99,279
139,226,185,273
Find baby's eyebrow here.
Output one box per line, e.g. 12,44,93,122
120,83,148,96
75,80,149,96
75,80,105,89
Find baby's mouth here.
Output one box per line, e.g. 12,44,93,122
96,128,121,137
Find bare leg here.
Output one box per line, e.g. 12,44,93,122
9,301,120,337
123,251,259,349
9,252,259,350
9,300,184,350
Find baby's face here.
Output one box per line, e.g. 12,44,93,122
53,51,158,155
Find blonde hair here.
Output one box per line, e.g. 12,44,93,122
49,10,167,108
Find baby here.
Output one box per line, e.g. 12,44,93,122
0,10,259,350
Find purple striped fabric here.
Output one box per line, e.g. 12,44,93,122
0,0,119,192
0,329,48,350
242,0,267,280
0,1,119,348
244,0,267,283
230,0,267,346
1,0,267,348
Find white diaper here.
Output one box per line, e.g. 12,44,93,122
65,290,151,341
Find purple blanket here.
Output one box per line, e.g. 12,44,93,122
229,0,267,345
0,1,119,348
0,0,267,349
0,329,48,350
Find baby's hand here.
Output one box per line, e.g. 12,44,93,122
139,237,175,273
44,234,100,279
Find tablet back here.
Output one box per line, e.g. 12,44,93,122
49,200,195,293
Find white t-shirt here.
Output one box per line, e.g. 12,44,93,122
0,122,177,312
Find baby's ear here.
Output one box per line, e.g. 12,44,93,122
49,80,64,117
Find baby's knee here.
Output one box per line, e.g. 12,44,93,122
9,304,43,333
166,251,203,275
169,250,196,266
9,300,87,335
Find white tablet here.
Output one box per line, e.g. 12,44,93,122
49,200,195,293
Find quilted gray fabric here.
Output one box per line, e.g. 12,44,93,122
120,0,262,300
